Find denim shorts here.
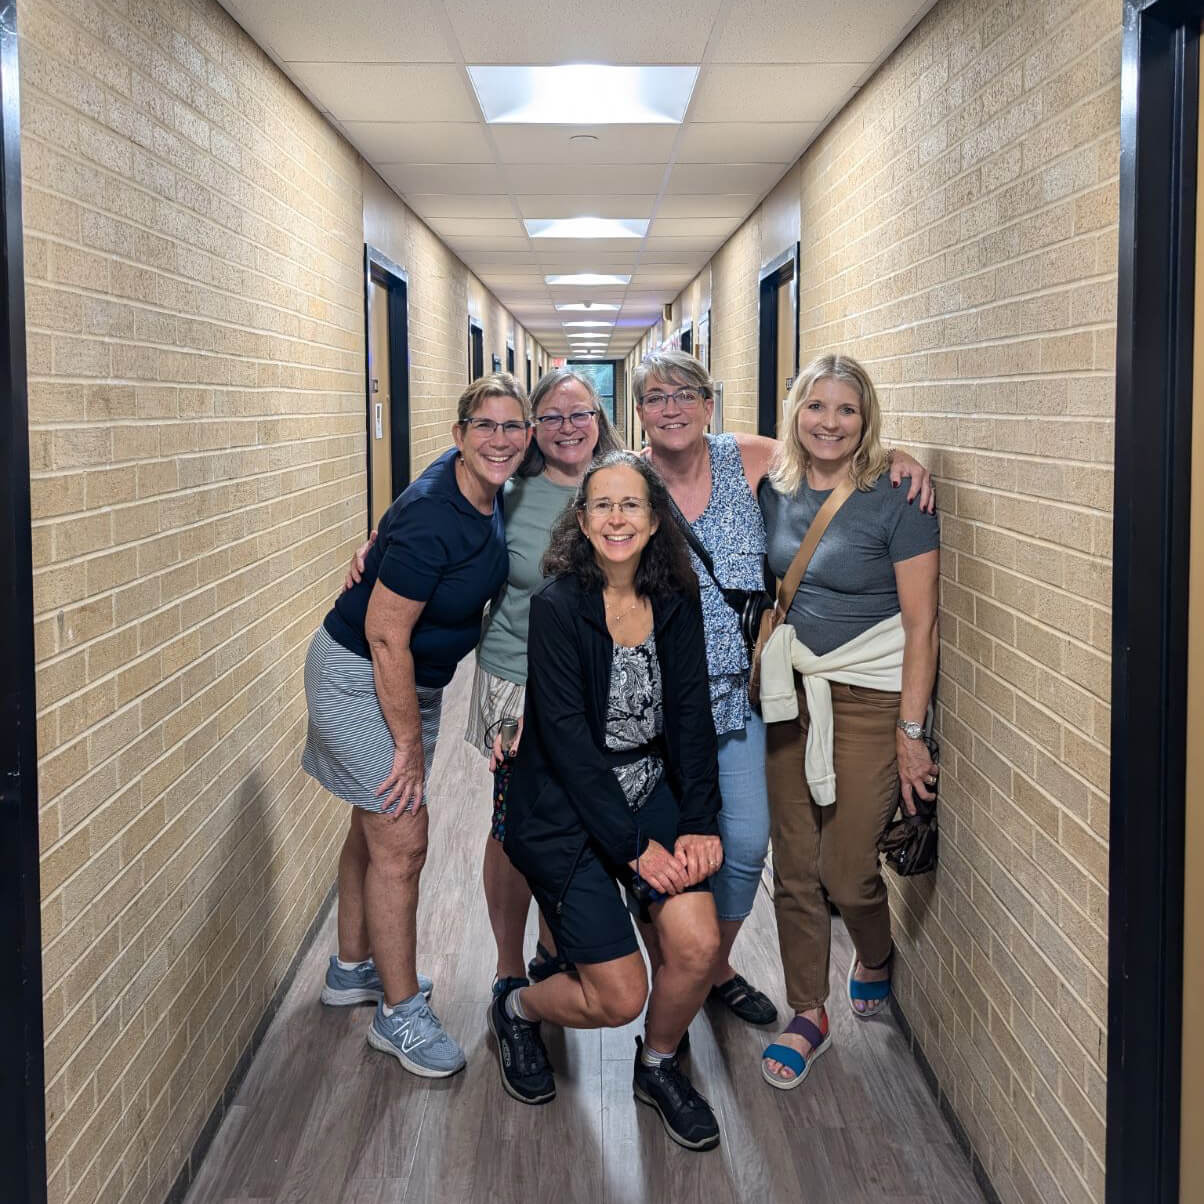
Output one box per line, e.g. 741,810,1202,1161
711,710,771,921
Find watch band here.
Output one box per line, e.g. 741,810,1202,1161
896,718,924,739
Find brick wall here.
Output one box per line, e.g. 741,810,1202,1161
21,3,549,1203
669,0,1118,1199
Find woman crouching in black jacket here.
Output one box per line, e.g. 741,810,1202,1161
490,450,724,1151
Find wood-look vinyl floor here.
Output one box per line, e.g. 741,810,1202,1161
185,662,983,1204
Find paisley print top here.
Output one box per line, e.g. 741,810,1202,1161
605,630,664,810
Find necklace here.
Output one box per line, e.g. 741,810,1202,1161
605,594,642,625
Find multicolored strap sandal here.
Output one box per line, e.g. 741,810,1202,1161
846,950,892,1019
760,1013,831,1091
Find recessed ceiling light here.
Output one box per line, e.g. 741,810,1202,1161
556,302,619,312
468,65,698,125
526,217,647,239
563,320,614,328
546,273,631,286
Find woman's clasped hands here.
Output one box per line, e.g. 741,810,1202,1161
628,834,724,896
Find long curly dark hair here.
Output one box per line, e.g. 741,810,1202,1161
541,451,698,599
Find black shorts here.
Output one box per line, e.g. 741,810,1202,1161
528,776,711,965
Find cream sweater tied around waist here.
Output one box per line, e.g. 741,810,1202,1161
758,612,905,806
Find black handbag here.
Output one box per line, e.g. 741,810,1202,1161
666,496,773,654
878,732,939,876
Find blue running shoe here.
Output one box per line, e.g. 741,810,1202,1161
367,996,466,1078
320,957,433,1007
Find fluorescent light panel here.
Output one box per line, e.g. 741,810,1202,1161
556,302,619,312
468,65,698,125
546,273,631,286
526,217,647,239
563,320,614,328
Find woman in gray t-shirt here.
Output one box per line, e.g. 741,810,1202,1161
757,354,939,1092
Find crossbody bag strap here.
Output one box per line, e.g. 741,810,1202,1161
774,477,855,616
664,492,722,587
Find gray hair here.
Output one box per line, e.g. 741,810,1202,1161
631,350,713,405
517,367,621,478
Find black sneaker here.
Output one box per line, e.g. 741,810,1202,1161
708,973,778,1026
491,974,529,999
487,987,556,1105
632,1037,720,1151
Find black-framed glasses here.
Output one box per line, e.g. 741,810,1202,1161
582,497,651,518
533,410,597,431
460,417,531,438
639,387,707,412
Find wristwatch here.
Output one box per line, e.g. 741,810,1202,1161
896,718,924,740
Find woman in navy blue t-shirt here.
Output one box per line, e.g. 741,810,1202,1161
302,373,531,1079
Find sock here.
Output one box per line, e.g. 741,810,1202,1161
382,989,423,1017
505,987,533,1023
640,1042,675,1067
336,956,371,971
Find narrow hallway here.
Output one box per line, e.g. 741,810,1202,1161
184,662,983,1204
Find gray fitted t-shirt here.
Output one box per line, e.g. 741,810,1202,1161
758,473,939,656
477,473,576,684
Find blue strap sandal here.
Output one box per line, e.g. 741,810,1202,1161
847,949,892,1019
760,1013,831,1091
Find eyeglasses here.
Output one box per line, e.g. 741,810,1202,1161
533,410,597,431
460,417,531,438
582,497,651,518
639,387,706,412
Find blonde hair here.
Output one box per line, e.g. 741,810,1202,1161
769,354,888,495
456,372,529,424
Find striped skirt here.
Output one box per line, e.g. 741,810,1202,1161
463,657,526,757
301,626,442,813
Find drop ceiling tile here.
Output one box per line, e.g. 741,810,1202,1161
286,63,479,123
378,163,506,194
710,0,932,64
518,164,668,194
491,125,678,164
517,195,658,219
688,63,866,123
458,250,542,264
647,217,742,238
677,121,819,163
427,218,528,238
218,0,455,62
343,122,493,164
447,236,533,251
404,194,516,219
654,193,761,218
667,162,787,193
444,0,724,63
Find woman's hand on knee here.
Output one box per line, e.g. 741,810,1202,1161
673,834,723,886
629,839,688,895
376,739,424,817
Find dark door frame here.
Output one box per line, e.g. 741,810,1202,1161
1108,2,1203,1200
363,245,411,526
0,4,47,1202
468,316,484,381
679,320,692,355
756,242,799,437
506,339,515,375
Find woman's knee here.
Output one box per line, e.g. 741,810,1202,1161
581,964,648,1026
661,916,721,978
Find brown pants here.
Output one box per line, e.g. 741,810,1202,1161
765,677,901,1012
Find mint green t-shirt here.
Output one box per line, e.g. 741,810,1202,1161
477,473,576,684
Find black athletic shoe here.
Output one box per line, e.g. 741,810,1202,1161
487,987,556,1105
632,1037,720,1151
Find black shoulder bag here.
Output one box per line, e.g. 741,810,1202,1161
877,707,939,876
665,496,772,653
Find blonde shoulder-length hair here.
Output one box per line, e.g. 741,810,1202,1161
769,353,889,495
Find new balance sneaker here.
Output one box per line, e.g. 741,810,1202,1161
320,957,432,1007
366,995,466,1078
632,1036,720,1151
487,986,556,1105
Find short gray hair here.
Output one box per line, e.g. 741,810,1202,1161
631,350,712,405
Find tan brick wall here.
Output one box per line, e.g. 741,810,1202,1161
669,0,1117,1199
21,3,547,1204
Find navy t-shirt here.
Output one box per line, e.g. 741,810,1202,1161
324,448,508,688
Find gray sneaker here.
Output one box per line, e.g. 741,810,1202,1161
367,996,466,1078
320,957,433,1006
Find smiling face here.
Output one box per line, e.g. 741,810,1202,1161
577,464,659,575
795,375,864,473
451,392,531,494
637,374,713,456
533,379,599,479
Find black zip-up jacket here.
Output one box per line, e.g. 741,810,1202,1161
503,573,721,899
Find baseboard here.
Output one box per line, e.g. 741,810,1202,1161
890,994,1005,1204
163,882,338,1204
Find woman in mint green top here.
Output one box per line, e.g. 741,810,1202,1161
465,368,620,991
